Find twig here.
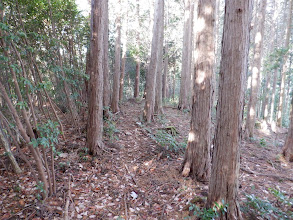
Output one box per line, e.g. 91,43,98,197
64,174,71,220
159,205,166,220
124,164,138,186
124,193,128,220
241,167,293,182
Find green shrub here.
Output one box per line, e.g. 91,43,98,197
155,130,186,152
242,189,293,219
187,200,228,220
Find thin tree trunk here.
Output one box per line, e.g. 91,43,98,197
178,0,191,110
154,3,164,115
0,127,22,174
277,0,293,127
103,1,110,113
207,1,252,219
270,69,279,122
181,0,215,181
245,0,267,138
111,0,122,113
134,0,141,99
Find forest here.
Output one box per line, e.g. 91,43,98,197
0,0,292,219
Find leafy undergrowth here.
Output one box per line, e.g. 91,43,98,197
0,100,292,219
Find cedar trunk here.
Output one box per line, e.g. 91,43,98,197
282,96,293,161
143,0,164,122
245,0,267,138
207,1,252,219
181,0,215,181
87,0,105,155
111,0,122,113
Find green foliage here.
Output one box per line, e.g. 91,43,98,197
242,189,293,220
35,181,45,200
188,200,228,220
154,130,186,152
259,138,267,147
29,120,60,148
103,108,120,142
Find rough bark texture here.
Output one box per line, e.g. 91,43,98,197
277,0,293,127
143,0,164,123
282,97,293,162
245,0,267,138
111,0,122,113
87,0,105,155
207,1,252,219
181,0,215,182
178,0,191,110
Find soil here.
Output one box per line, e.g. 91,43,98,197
0,100,292,219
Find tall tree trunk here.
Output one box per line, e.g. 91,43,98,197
119,1,128,101
87,0,106,155
111,0,122,113
162,43,169,101
181,0,215,182
282,96,293,161
178,0,191,110
143,0,164,122
270,69,279,122
245,0,267,138
134,0,141,99
207,1,252,219
154,4,164,115
103,0,110,111
277,0,293,127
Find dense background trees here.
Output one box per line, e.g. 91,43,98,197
0,0,293,218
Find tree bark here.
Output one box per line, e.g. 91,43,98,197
87,0,106,155
178,0,191,110
277,0,293,127
103,0,110,111
143,0,164,123
134,0,140,99
282,96,293,161
245,0,267,138
111,0,122,113
154,2,164,115
207,1,252,219
0,127,22,174
181,0,215,182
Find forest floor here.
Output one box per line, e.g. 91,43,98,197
0,99,292,220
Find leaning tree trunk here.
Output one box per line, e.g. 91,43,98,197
282,96,293,161
0,127,22,174
87,0,106,155
111,0,122,113
143,0,164,123
181,0,215,182
207,0,252,219
245,0,267,138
